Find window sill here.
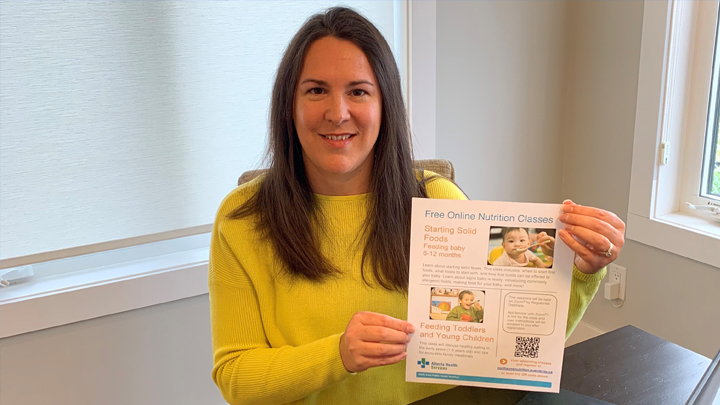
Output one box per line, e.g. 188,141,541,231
0,248,209,338
626,211,720,268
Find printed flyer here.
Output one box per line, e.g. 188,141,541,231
405,198,573,393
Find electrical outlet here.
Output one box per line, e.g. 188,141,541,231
607,263,626,301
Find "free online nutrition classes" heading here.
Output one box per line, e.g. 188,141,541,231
424,210,555,224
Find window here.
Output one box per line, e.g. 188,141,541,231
682,0,720,217
627,0,720,268
708,132,720,196
1,1,407,268
700,35,720,200
0,1,409,337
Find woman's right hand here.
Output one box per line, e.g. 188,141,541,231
339,311,414,373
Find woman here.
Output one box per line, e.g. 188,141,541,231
209,7,625,405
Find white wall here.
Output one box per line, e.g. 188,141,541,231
410,0,437,160
436,0,567,203
560,0,720,358
0,295,225,404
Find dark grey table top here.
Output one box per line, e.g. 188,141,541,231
412,325,711,405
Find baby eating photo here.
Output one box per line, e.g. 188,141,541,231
445,290,484,323
492,227,548,268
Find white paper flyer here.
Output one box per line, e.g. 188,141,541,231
405,198,573,393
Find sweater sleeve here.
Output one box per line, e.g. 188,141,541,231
423,172,468,201
565,265,606,339
209,223,353,405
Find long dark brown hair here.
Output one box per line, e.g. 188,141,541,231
230,7,433,292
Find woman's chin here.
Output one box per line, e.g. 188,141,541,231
316,162,364,178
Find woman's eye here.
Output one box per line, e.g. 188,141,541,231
350,89,367,97
308,88,324,95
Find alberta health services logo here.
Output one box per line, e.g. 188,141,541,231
417,358,457,371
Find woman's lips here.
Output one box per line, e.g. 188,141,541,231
320,133,355,147
323,134,353,141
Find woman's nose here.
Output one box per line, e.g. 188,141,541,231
324,95,350,125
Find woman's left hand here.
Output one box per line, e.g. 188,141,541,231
558,200,625,274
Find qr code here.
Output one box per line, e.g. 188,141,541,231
514,336,540,358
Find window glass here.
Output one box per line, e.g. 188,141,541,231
710,132,720,196
700,4,720,202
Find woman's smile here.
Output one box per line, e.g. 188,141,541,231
320,132,355,146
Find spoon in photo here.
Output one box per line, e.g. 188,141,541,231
512,239,551,253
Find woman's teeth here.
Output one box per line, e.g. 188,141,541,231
325,134,351,141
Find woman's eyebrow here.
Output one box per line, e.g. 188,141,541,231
300,78,328,86
348,80,374,87
299,78,375,87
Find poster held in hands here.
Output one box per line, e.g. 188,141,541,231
405,198,574,393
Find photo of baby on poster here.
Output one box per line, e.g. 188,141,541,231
488,226,556,268
406,199,574,393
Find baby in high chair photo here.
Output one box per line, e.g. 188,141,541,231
492,227,547,268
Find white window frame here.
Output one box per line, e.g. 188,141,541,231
677,0,720,215
0,1,423,338
627,0,720,268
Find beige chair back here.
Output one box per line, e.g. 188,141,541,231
238,159,455,186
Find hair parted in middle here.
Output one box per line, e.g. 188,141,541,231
230,6,437,292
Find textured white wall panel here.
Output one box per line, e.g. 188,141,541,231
436,1,566,203
1,1,397,259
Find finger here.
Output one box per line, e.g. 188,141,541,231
359,351,409,369
560,230,594,252
357,312,415,334
558,229,607,268
359,341,408,357
561,205,625,231
359,326,411,344
537,232,555,240
560,213,624,247
563,224,615,256
538,234,555,243
347,350,408,372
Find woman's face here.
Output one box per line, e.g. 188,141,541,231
293,36,382,195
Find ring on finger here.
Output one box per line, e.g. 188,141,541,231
598,241,613,258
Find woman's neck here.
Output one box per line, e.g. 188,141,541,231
307,173,371,196
304,162,373,196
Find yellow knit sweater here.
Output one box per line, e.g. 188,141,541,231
209,174,605,405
